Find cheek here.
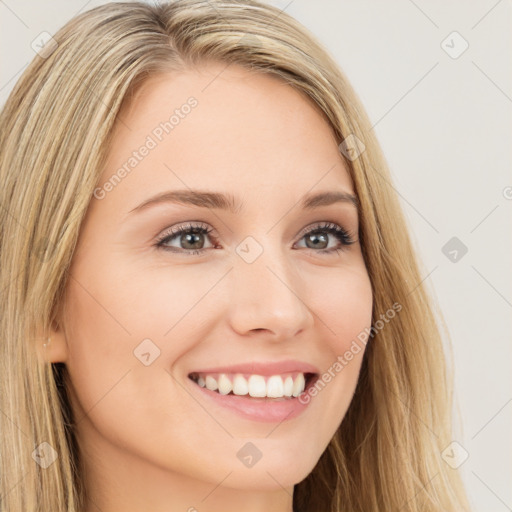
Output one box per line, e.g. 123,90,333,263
302,264,373,428
311,262,373,348
62,273,217,472
64,250,213,363
61,260,224,427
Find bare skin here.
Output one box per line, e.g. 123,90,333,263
46,61,373,512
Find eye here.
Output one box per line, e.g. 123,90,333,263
294,221,356,255
155,221,357,256
155,222,217,255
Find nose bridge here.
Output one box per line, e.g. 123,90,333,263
227,234,313,337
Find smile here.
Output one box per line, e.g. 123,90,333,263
187,371,319,422
189,371,317,399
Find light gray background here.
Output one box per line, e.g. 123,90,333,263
1,1,511,510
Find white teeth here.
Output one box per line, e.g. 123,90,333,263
232,373,249,395
283,376,294,397
205,375,218,391
266,375,284,398
292,373,305,397
248,375,267,397
192,372,309,399
217,374,232,395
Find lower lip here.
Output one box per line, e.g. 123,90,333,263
188,378,314,423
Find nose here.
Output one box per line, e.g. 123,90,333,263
226,243,315,341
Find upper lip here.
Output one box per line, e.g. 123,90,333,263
188,359,320,377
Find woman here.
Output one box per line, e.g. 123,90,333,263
0,1,471,511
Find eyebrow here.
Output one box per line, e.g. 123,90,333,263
127,189,359,216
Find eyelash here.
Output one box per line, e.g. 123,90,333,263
155,221,356,257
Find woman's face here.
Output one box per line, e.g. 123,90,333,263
55,62,373,503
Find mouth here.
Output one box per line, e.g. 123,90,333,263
187,371,319,400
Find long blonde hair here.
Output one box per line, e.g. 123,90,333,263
0,1,471,510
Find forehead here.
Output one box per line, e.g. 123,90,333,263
99,62,354,210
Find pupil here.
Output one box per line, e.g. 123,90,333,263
183,232,204,249
307,232,327,249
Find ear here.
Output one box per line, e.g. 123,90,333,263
36,318,69,364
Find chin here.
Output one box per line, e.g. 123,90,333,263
220,453,318,491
